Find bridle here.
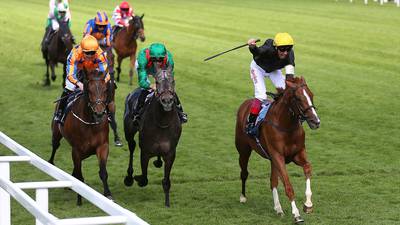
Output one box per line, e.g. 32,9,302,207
288,84,317,123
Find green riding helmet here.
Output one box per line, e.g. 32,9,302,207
149,43,167,58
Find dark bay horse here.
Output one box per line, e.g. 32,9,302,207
50,69,112,205
41,20,74,87
123,66,181,207
235,77,320,224
112,15,145,85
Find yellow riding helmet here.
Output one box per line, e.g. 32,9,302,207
273,33,294,47
81,35,99,52
95,11,109,26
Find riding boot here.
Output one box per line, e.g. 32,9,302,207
133,89,149,122
174,93,188,123
54,89,72,124
245,113,258,137
41,26,51,52
44,28,54,47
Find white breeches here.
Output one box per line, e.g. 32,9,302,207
65,78,76,91
249,60,285,101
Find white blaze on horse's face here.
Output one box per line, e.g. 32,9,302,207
302,89,320,125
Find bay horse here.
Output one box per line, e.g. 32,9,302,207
123,66,182,207
92,32,123,147
235,76,320,224
49,69,113,205
41,20,74,87
112,15,145,85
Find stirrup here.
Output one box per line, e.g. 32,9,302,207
180,112,188,123
245,123,257,137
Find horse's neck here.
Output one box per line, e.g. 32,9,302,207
122,24,136,43
146,97,176,127
270,94,298,129
73,96,91,120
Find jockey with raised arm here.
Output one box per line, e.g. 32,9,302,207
83,11,112,48
133,43,188,124
54,35,110,124
112,1,135,36
42,0,73,47
246,32,295,136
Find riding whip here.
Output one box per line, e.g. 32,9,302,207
203,39,260,61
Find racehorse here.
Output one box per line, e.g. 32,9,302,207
235,76,320,224
92,32,123,147
112,15,145,85
123,66,181,207
49,69,113,205
41,20,74,87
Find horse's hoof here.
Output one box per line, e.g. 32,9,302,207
124,176,134,186
134,175,148,187
277,211,284,217
153,159,162,168
294,216,304,224
303,204,313,214
51,75,56,81
239,194,247,203
275,206,284,216
114,139,123,147
43,79,50,86
106,195,113,201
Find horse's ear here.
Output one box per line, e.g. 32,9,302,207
141,14,144,19
300,76,306,84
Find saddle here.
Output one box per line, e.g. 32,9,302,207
248,100,273,137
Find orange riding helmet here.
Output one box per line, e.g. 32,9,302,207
81,35,99,52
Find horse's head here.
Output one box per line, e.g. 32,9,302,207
82,69,110,122
154,66,175,111
129,14,145,42
58,19,74,49
285,76,320,129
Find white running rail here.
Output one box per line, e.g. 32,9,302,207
0,131,149,225
343,0,399,6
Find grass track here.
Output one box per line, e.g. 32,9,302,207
0,0,399,224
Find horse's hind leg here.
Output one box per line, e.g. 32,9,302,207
49,122,62,164
123,121,137,186
97,144,112,200
134,151,149,187
116,55,123,82
153,155,162,168
50,62,56,81
270,164,284,216
44,59,50,86
293,149,313,214
162,151,176,207
108,102,123,147
236,143,251,203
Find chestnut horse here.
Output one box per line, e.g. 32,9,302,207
50,69,113,205
123,66,181,207
41,20,74,87
112,15,145,85
235,77,320,224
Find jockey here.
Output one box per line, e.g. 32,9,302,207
246,32,295,136
111,1,135,36
134,43,188,123
43,0,73,47
54,35,110,124
83,11,112,48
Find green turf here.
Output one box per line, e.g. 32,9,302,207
0,0,399,224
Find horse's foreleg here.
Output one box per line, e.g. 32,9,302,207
134,150,149,187
124,122,136,186
71,150,84,206
97,144,112,200
116,55,123,82
162,152,176,207
270,164,284,216
272,154,304,224
128,54,136,86
237,144,251,203
293,150,313,214
49,122,62,165
108,102,122,147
